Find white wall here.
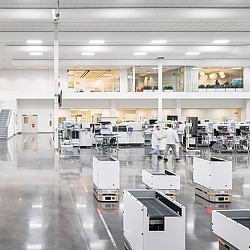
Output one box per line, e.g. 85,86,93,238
182,108,242,122
0,69,68,94
17,99,53,133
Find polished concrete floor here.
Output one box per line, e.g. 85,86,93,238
0,134,250,250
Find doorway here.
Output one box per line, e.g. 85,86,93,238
22,115,38,132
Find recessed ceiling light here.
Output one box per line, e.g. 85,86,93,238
29,52,43,56
134,52,148,56
27,40,43,44
89,40,105,44
151,40,167,44
81,52,95,56
185,52,200,56
212,40,230,44
192,67,202,70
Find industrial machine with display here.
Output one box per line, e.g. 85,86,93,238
93,156,120,202
123,190,185,250
193,157,232,203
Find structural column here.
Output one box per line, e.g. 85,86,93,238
53,23,59,149
111,100,117,124
246,100,250,121
158,58,163,121
132,66,136,92
175,100,182,119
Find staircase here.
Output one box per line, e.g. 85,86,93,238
0,109,10,139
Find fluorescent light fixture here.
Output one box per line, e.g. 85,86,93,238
89,40,105,44
29,52,43,56
80,70,90,78
27,40,43,44
81,52,95,56
32,205,43,208
133,52,148,56
232,67,242,69
97,70,111,79
185,52,200,56
212,40,230,44
152,67,158,70
27,245,42,250
192,67,202,70
151,40,167,44
29,223,42,228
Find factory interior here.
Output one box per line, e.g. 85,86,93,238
1,1,250,250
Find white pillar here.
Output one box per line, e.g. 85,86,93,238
120,69,128,92
53,23,59,149
132,66,136,92
158,98,163,121
246,100,250,121
158,59,163,92
175,100,182,119
243,68,250,92
111,100,117,124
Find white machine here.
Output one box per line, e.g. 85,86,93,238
141,169,180,199
212,210,250,250
80,124,93,147
193,157,232,202
93,156,120,202
123,190,185,250
127,122,144,145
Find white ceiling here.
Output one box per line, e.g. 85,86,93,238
1,0,250,8
0,5,250,69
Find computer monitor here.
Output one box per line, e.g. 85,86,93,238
167,115,178,121
100,128,111,135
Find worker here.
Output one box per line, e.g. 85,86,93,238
149,125,162,159
163,127,181,161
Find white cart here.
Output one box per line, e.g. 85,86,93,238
193,157,232,202
93,156,120,202
212,210,250,250
141,169,180,199
123,190,185,250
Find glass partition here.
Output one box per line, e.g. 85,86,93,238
135,66,158,92
198,67,243,90
67,70,120,92
162,67,184,92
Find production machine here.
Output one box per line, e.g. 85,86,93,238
79,123,93,147
211,124,233,153
197,123,209,147
141,169,180,199
123,190,185,250
93,156,120,202
212,210,250,250
193,157,232,203
234,124,250,153
60,121,80,147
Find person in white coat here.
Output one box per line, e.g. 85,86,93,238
149,126,162,159
163,127,181,161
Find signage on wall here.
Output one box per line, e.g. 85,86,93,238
32,124,35,128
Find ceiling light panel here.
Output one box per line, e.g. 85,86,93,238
185,52,200,55
133,52,148,56
81,52,95,55
212,40,230,44
151,40,167,44
89,40,105,44
29,52,43,56
27,40,43,44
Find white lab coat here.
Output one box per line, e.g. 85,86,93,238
152,129,163,149
164,128,180,145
